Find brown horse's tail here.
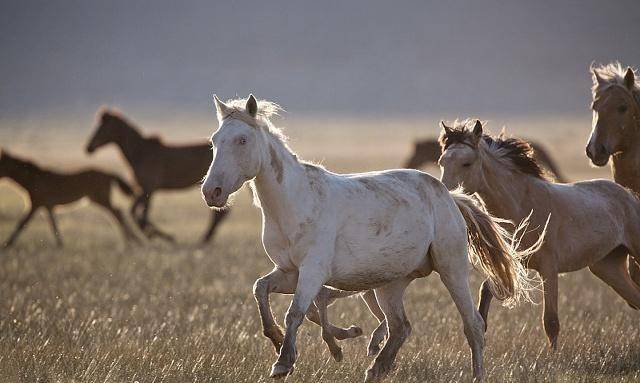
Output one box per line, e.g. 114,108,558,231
109,174,134,196
451,189,547,307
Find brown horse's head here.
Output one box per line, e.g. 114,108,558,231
0,149,16,178
86,109,123,154
404,140,441,169
587,63,640,167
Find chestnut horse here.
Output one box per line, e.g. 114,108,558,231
440,119,640,350
86,109,229,243
0,150,139,247
405,137,567,182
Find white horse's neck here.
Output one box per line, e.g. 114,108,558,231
475,147,541,221
252,129,311,233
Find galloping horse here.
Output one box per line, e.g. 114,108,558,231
201,95,540,382
439,119,640,350
405,137,567,182
0,150,139,247
586,62,640,286
86,109,229,243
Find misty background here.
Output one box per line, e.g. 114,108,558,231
1,0,639,119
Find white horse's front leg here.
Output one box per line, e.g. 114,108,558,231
253,268,298,353
270,265,327,378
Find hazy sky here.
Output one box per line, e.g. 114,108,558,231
1,0,639,117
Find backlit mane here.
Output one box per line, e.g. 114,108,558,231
221,97,286,140
440,119,547,180
591,62,640,101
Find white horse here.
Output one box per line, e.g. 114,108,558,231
201,95,541,382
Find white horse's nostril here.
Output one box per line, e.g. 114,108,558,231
214,187,222,198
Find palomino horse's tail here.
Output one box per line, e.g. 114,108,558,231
109,174,135,196
450,188,546,307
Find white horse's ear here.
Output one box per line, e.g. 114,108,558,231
213,94,230,118
624,67,635,89
472,120,483,138
246,94,258,118
440,120,453,135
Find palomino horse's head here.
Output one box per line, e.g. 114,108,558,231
438,120,485,192
587,63,640,166
86,109,122,154
201,94,269,208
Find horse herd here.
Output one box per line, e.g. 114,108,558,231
2,62,640,382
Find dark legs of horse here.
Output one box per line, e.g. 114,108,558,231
3,207,37,248
46,208,63,247
90,190,141,244
200,208,230,243
130,192,175,242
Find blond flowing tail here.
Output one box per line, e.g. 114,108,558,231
451,189,547,307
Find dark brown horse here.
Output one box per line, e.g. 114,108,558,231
86,109,228,243
0,150,139,248
405,137,568,183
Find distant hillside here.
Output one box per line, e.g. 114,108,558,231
1,0,639,117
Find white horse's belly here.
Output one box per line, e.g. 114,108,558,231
327,219,433,290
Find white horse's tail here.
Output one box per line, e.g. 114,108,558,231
451,189,547,307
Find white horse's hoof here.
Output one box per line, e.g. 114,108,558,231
270,363,293,379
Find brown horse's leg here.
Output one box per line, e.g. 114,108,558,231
478,279,493,332
3,207,37,248
200,208,230,243
46,208,63,247
540,268,560,350
590,247,640,310
90,190,140,244
133,193,175,242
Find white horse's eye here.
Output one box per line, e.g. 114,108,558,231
238,137,247,145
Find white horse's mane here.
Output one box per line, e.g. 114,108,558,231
591,62,639,97
223,97,288,141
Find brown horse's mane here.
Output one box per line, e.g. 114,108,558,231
439,120,547,180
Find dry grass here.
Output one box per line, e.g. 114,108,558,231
1,114,638,382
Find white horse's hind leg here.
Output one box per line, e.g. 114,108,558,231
361,289,387,356
433,242,485,381
365,278,412,383
314,289,344,362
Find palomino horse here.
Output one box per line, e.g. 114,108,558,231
586,63,640,286
405,138,567,182
439,119,640,350
0,150,139,247
86,109,229,243
201,95,540,382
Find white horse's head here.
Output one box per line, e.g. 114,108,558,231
201,94,267,208
438,120,484,192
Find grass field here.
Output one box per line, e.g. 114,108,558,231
1,113,639,383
